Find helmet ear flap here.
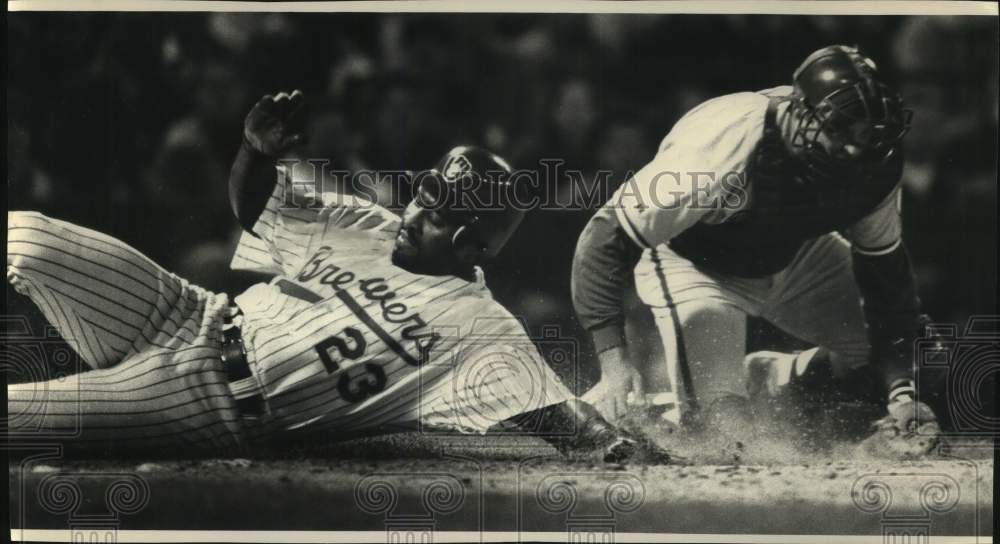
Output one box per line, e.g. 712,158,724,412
451,225,487,264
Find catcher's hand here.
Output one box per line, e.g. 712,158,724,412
243,90,306,157
858,398,941,459
592,347,645,422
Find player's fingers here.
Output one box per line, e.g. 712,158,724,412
287,94,307,125
253,94,275,112
601,392,620,420
253,95,280,118
597,398,611,421
632,373,645,399
273,92,292,114
612,394,627,421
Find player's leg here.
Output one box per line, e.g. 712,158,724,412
6,342,244,453
7,211,215,369
762,233,870,378
635,247,769,426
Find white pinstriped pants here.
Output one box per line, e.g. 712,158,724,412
6,211,245,452
634,233,870,414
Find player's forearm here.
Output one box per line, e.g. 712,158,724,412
852,241,922,389
572,206,642,354
229,138,280,234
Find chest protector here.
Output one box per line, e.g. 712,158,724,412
668,96,901,278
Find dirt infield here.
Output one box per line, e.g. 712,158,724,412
8,434,994,539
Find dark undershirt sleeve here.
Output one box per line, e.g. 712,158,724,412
852,242,922,389
571,206,643,355
229,138,280,236
847,151,921,391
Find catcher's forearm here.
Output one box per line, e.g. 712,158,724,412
229,138,280,235
572,206,642,354
852,242,922,389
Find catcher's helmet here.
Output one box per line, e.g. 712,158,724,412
412,145,527,258
785,45,912,175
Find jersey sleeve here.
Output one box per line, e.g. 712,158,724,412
611,91,768,249
231,162,402,276
845,185,903,255
420,305,574,433
571,205,641,354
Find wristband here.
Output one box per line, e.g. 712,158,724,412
887,378,916,403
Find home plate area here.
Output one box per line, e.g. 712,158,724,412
7,432,994,540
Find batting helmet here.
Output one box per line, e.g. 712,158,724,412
786,45,912,175
412,145,528,258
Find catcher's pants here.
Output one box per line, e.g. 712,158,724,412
6,211,244,451
634,233,869,416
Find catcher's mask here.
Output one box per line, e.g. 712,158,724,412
410,145,527,259
784,45,912,182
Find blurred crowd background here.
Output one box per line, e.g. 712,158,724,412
7,13,998,387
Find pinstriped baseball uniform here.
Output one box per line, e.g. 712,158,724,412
6,168,572,449
229,166,572,440
7,211,243,450
609,87,905,412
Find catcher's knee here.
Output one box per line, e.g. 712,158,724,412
677,299,744,333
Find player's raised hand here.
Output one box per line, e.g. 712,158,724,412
243,90,306,157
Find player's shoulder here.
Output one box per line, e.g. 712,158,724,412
313,192,401,241
652,86,792,173
675,90,768,126
661,87,790,150
319,191,399,218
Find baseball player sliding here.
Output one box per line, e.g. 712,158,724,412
572,45,941,457
8,90,674,463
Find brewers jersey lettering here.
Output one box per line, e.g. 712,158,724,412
230,166,573,438
7,165,571,450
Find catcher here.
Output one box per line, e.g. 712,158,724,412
7,90,674,463
571,45,941,457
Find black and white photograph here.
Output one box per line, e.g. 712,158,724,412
5,1,997,542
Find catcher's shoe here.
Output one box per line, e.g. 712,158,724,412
857,397,942,459
745,351,799,400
